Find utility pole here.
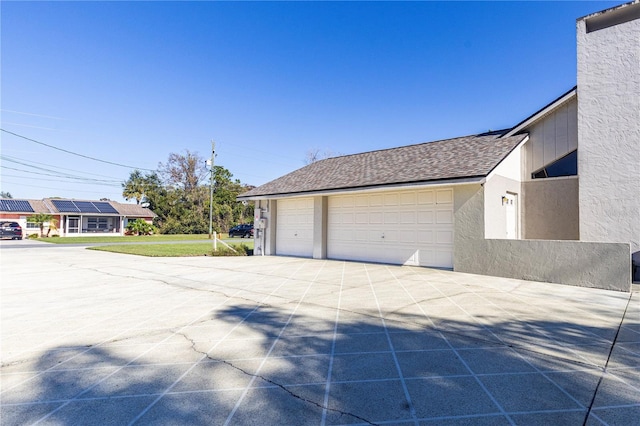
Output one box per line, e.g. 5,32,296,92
208,141,215,249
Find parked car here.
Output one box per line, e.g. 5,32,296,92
0,221,23,240
228,224,254,238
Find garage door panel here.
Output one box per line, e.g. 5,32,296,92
434,251,453,268
436,189,453,204
354,231,368,242
436,230,453,244
418,191,435,205
384,212,398,224
399,230,416,244
328,189,454,268
369,195,383,206
418,249,434,265
399,211,415,224
384,193,398,206
418,211,434,224
418,230,434,243
383,230,398,242
400,192,416,205
276,198,314,257
436,210,453,224
355,196,368,207
366,230,382,241
370,212,383,224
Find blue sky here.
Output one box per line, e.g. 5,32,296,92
1,1,619,202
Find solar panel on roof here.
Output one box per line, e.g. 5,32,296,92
52,200,80,212
93,202,118,214
0,199,34,212
74,201,100,213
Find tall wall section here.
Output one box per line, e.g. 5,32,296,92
577,2,640,272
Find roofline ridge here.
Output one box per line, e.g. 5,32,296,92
315,131,509,164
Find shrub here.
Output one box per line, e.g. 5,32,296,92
126,219,156,236
27,234,39,239
208,243,250,257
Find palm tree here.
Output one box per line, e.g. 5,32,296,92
27,214,56,237
122,170,145,204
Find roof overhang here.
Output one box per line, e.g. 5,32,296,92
237,176,486,201
579,0,640,33
502,88,577,138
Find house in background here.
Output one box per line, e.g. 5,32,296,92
239,1,639,292
0,198,156,237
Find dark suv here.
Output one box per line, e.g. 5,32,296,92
228,224,253,238
0,221,23,240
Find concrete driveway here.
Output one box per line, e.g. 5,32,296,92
1,241,638,425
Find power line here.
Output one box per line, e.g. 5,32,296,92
0,179,123,196
0,154,123,179
1,157,122,183
0,128,156,171
0,166,122,186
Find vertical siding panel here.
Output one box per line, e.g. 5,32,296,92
531,124,544,172
567,99,578,152
556,105,569,157
543,115,556,166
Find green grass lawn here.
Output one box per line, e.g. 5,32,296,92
88,240,253,257
37,234,240,244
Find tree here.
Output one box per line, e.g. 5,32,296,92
122,170,162,205
27,214,56,237
158,150,208,194
0,191,12,198
304,148,340,165
125,151,255,235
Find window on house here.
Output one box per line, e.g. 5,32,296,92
26,222,40,229
87,217,109,230
532,150,577,179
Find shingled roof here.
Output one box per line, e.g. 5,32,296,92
239,132,528,199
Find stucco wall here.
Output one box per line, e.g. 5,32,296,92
523,177,579,240
453,184,485,268
484,175,521,239
577,8,640,263
457,239,631,292
454,184,631,291
254,199,277,256
313,196,328,259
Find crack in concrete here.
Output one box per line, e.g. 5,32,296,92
175,332,379,426
112,268,612,371
70,263,610,372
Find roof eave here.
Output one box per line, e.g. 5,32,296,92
237,176,487,201
502,87,577,138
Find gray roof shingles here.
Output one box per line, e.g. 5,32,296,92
239,133,528,198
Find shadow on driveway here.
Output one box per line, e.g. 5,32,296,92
2,299,638,425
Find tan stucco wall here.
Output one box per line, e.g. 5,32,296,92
313,196,328,259
522,177,579,240
457,238,631,292
453,184,485,269
453,184,631,291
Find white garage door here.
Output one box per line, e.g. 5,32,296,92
328,189,454,268
276,197,314,257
